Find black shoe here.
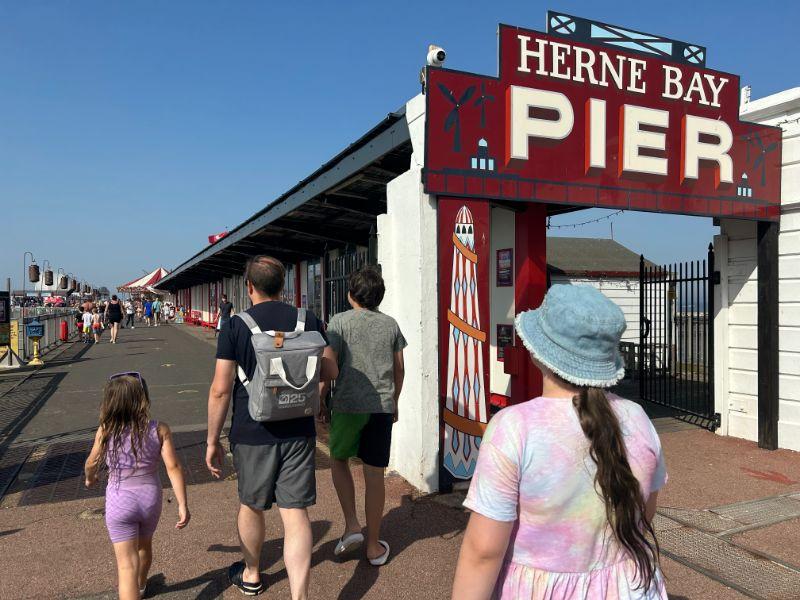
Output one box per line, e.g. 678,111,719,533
228,561,264,596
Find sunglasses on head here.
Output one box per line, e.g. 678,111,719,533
109,371,144,385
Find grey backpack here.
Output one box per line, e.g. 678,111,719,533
235,308,326,422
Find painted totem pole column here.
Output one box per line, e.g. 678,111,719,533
438,198,490,481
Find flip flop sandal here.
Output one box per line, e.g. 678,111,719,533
368,540,391,566
228,561,264,596
334,532,365,556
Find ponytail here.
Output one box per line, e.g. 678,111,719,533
573,388,659,590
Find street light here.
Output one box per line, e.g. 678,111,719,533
58,268,68,290
41,260,53,293
23,251,37,318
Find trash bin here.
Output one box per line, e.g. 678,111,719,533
60,320,69,342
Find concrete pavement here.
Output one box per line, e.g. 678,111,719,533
0,321,799,598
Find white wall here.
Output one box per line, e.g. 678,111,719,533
550,275,642,342
377,94,442,493
715,89,800,449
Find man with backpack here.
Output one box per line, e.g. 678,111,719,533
206,255,337,599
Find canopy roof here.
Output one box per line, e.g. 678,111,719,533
118,267,170,292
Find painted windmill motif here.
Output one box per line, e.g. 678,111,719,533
444,205,488,479
473,82,495,128
742,132,779,186
437,83,475,152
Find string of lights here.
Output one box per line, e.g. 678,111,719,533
547,210,625,230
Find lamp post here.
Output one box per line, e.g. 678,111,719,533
41,260,52,297
58,268,68,293
22,251,37,319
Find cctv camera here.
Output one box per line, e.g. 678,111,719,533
427,45,446,67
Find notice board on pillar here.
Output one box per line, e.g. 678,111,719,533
424,12,782,221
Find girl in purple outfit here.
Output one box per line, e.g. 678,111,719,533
85,373,190,600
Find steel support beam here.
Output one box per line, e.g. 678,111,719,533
757,221,779,450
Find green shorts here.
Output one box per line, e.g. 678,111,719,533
329,411,394,468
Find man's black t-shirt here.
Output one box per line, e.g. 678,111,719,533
216,301,326,445
219,301,233,319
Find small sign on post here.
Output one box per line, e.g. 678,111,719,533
26,318,45,366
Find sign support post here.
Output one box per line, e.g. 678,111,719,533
0,291,24,369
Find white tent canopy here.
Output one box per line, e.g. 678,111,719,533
118,267,170,293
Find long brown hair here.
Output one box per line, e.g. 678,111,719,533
98,375,151,471
573,387,659,590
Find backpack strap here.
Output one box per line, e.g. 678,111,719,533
235,311,261,386
236,311,261,334
295,308,306,333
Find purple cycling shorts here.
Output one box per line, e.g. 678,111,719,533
105,480,162,543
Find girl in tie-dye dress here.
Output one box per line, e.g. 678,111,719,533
452,285,668,600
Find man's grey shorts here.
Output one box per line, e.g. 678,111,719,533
231,437,316,511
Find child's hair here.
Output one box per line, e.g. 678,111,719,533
348,266,385,310
92,307,98,313
98,375,151,471
572,387,659,590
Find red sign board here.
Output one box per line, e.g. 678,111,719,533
424,16,782,221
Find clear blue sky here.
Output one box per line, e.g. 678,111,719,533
2,1,797,291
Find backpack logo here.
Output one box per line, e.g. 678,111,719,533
278,392,306,407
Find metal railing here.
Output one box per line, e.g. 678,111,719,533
9,307,79,360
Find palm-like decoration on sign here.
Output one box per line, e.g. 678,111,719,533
438,83,475,152
473,82,495,128
743,132,779,186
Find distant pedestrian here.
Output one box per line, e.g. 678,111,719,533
75,306,84,342
451,285,667,600
206,255,338,598
152,298,162,326
106,295,124,344
82,307,93,344
322,266,406,566
124,299,135,329
143,299,153,327
91,308,103,344
84,373,190,600
216,294,234,336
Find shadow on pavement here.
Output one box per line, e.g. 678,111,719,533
333,494,467,599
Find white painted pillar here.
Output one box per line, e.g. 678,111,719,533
378,94,441,493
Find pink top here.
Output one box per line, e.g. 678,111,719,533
464,394,668,599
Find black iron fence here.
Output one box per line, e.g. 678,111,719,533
325,251,370,322
638,245,719,429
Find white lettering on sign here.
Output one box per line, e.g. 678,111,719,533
682,115,733,185
516,36,730,109
620,105,669,176
585,98,606,171
506,86,734,183
507,85,574,161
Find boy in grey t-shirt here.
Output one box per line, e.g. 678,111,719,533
321,266,406,566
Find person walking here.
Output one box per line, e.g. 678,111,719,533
143,298,153,327
91,307,104,344
84,373,190,600
106,295,124,343
206,255,337,599
82,306,94,344
74,305,84,342
124,299,136,329
451,285,667,600
321,266,406,566
216,294,234,336
152,298,162,326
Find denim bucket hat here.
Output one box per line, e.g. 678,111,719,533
514,284,626,388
